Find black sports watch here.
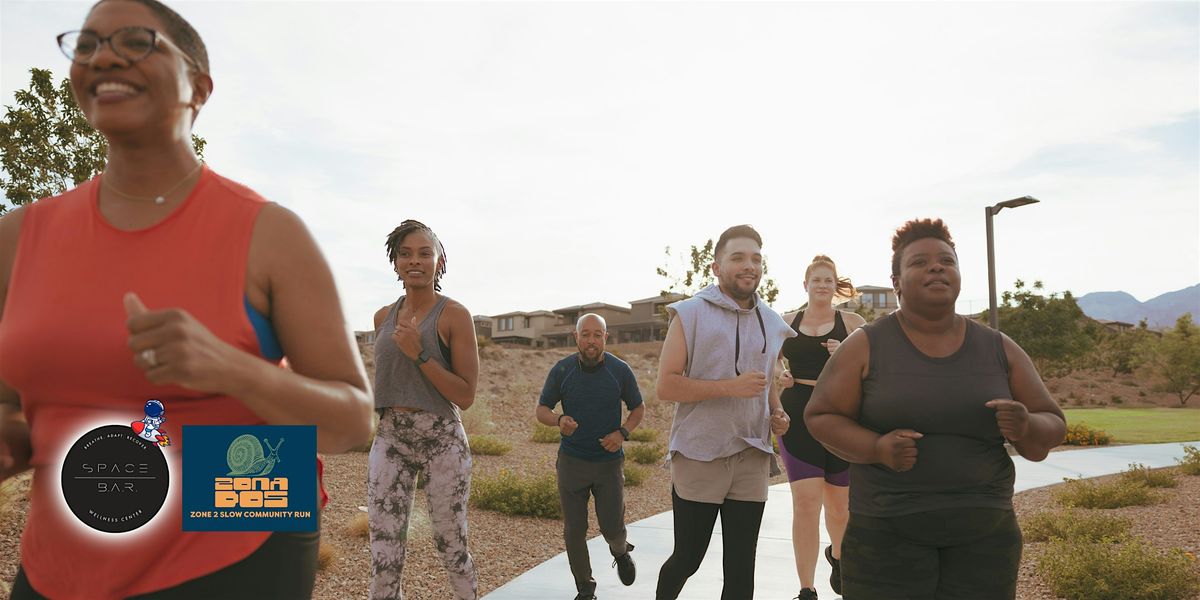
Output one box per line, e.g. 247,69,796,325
619,427,630,441
415,349,430,365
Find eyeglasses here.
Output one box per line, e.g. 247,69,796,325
56,26,200,71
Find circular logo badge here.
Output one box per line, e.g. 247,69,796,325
60,425,169,533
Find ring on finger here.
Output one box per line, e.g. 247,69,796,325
140,348,159,368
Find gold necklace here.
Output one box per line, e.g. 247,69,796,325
102,162,203,205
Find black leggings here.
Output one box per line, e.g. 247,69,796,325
11,530,319,600
655,487,766,600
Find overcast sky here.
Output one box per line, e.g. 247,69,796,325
3,1,1197,329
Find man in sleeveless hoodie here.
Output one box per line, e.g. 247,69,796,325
654,224,796,600
537,313,644,600
805,218,1066,600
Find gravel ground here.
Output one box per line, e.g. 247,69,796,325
1,344,1196,600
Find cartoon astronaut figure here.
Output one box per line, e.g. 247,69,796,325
131,399,171,447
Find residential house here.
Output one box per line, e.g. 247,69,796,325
490,310,560,347
541,303,632,348
609,293,687,344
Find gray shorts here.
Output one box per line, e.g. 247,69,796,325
670,447,770,503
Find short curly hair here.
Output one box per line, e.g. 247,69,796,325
92,0,209,73
891,218,955,278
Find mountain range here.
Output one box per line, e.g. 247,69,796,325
1077,284,1200,329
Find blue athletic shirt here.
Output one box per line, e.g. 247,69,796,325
538,352,644,462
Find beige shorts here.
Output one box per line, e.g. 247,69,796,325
670,447,771,503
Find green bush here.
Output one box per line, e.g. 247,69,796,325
627,444,665,465
629,428,659,443
1119,463,1178,488
1177,445,1200,476
1037,537,1200,600
1063,422,1112,446
624,464,649,487
470,471,561,519
531,422,561,443
468,434,512,456
1022,509,1132,543
1053,477,1161,509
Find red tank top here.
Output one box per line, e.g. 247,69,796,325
0,166,305,599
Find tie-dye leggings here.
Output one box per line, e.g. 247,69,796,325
368,408,478,600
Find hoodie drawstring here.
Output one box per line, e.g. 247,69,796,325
734,306,767,376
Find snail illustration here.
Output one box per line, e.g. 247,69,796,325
225,435,284,477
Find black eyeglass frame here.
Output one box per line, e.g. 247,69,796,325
56,26,201,72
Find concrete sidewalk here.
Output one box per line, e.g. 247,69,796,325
483,442,1196,600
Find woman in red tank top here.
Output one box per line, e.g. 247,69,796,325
0,1,372,598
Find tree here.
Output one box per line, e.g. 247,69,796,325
0,68,206,213
656,239,781,305
1091,319,1153,376
1149,313,1200,406
995,279,1095,378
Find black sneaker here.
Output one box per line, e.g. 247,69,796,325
613,551,636,586
573,593,596,600
825,545,842,595
794,588,818,600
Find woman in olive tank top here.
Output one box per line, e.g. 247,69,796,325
804,219,1065,600
778,256,865,600
368,220,481,600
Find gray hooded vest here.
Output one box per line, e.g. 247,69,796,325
666,284,796,461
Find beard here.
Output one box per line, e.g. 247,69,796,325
720,273,759,302
578,346,603,367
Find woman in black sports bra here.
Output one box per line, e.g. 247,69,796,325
779,256,866,600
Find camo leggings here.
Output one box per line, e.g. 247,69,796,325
368,408,477,600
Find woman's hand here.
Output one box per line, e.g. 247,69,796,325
874,429,923,472
124,292,244,393
822,339,841,355
985,399,1031,442
777,369,795,389
391,316,423,361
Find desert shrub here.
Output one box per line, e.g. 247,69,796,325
624,464,649,487
476,335,493,348
531,422,561,443
347,512,369,538
629,428,659,443
1037,537,1200,600
1063,423,1111,446
470,471,561,519
317,539,337,571
1021,509,1132,543
1119,463,1178,488
461,394,496,435
468,434,512,456
1053,477,1160,509
627,444,665,465
1177,445,1200,476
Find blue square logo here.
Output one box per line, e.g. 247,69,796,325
182,425,318,531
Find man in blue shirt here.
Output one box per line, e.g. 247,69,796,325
536,313,645,600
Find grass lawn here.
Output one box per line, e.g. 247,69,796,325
1063,408,1200,444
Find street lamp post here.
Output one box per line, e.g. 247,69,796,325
986,196,1040,329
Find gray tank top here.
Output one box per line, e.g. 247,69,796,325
851,312,1014,517
373,295,459,421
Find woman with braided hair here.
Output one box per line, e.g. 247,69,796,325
368,219,481,600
